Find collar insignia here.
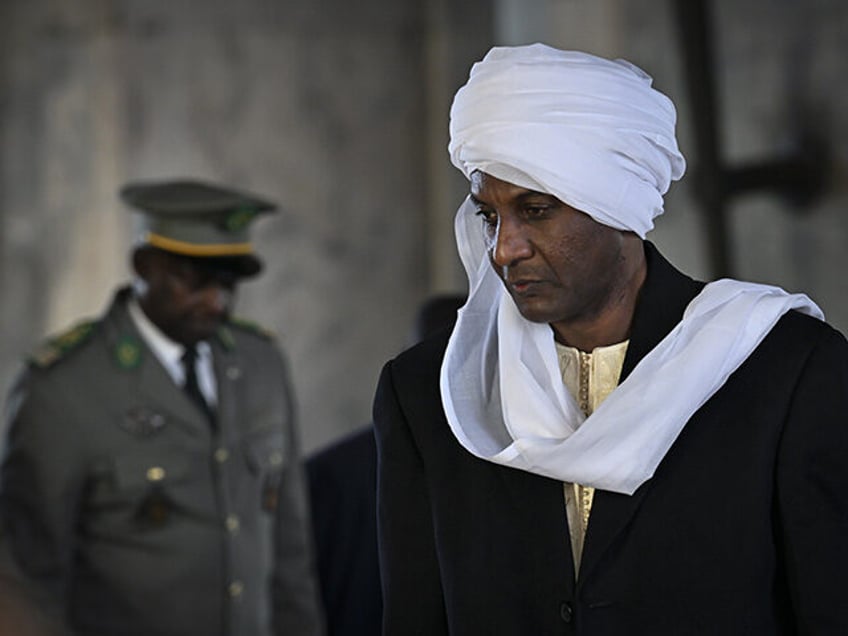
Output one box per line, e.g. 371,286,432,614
115,336,143,369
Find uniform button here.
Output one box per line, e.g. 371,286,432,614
560,602,573,623
269,450,283,467
146,466,166,482
150,413,165,429
214,448,229,463
225,514,240,533
228,580,244,598
226,366,241,380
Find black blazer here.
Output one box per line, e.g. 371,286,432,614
374,243,848,635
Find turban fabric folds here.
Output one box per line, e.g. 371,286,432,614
448,43,685,237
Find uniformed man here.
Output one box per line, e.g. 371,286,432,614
0,180,325,636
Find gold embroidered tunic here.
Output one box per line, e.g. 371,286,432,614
556,340,628,574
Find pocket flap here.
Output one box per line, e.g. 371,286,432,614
243,431,287,473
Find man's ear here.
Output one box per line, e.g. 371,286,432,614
132,247,164,302
132,246,154,280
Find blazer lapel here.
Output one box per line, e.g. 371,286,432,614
499,464,578,588
578,242,704,583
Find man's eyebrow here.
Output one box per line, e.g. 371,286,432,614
516,189,555,202
469,189,554,207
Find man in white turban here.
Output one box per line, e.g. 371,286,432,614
374,43,848,635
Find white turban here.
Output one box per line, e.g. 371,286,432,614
440,44,822,495
448,43,685,237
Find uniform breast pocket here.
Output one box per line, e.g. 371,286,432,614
110,453,193,528
242,430,287,514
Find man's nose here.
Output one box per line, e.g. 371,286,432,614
491,216,532,268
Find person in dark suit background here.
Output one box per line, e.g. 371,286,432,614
374,44,848,635
0,180,324,636
306,428,380,636
306,294,464,636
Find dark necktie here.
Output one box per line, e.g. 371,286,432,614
181,346,214,422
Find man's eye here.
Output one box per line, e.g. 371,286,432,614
475,209,497,226
525,206,549,218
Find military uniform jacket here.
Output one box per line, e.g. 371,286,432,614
374,243,848,635
0,288,324,636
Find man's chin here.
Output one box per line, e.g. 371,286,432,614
511,298,557,325
189,319,226,343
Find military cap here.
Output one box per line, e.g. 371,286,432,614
120,179,277,277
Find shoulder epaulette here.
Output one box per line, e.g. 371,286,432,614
29,320,98,368
227,317,277,341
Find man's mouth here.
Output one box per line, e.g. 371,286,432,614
508,278,545,294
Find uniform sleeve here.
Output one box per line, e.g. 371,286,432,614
0,367,85,627
777,328,848,631
270,351,326,636
373,361,448,635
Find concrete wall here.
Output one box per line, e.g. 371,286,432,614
0,0,491,453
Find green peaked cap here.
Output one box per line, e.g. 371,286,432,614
121,179,278,277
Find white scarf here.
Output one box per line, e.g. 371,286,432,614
441,200,823,494
441,45,824,494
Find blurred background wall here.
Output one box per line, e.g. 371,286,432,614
1,0,846,454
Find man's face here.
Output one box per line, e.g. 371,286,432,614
470,172,638,343
134,248,239,346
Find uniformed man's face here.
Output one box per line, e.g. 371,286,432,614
134,248,238,345
470,172,640,344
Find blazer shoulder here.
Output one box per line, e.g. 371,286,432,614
377,330,451,426
390,327,451,381
768,309,845,350
745,309,848,386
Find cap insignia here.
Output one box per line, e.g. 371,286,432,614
223,207,258,233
